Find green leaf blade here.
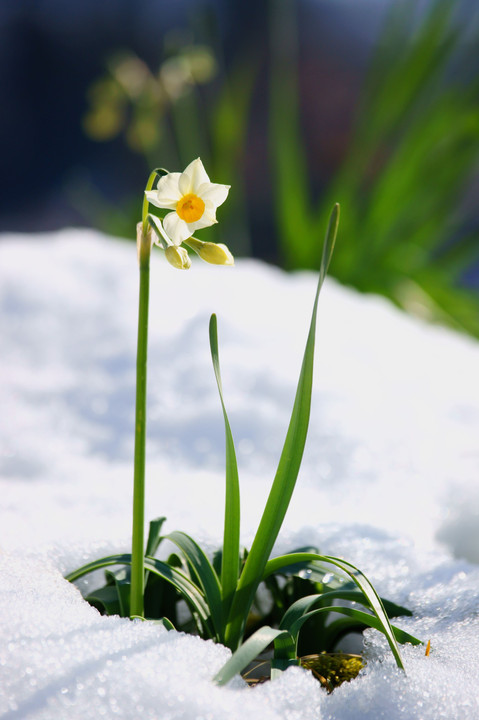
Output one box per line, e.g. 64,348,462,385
213,626,292,686
145,517,167,557
66,552,216,640
288,605,421,650
166,531,224,641
65,554,133,583
263,551,416,670
209,314,241,620
143,556,215,639
225,205,340,650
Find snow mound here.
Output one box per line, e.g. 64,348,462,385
1,229,479,719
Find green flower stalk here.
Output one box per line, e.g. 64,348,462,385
130,171,156,618
129,162,233,618
130,238,150,617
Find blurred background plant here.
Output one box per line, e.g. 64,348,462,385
1,0,479,335
271,0,479,336
79,41,253,253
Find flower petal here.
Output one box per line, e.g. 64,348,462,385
203,199,218,222
197,182,230,209
144,190,164,210
187,207,217,233
154,172,182,208
179,158,210,195
163,211,192,245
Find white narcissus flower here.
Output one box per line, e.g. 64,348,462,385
145,158,230,246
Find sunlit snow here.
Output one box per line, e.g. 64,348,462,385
1,229,479,719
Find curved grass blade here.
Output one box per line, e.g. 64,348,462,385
263,551,412,670
66,553,215,639
271,630,299,679
143,556,215,639
225,205,339,650
286,605,422,649
65,554,133,583
279,591,325,634
209,314,241,619
145,516,167,557
143,569,179,624
166,531,224,641
279,591,419,645
321,589,412,618
293,588,412,618
156,617,176,631
85,585,122,616
321,616,369,651
213,626,293,686
320,615,417,652
105,567,131,617
143,516,167,594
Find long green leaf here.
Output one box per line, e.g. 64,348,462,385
166,531,224,641
286,605,422,649
263,552,408,670
282,587,412,618
66,553,215,639
209,314,241,619
65,554,133,583
224,205,339,650
142,556,215,638
321,616,365,650
213,626,292,686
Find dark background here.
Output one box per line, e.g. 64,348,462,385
0,0,398,238
1,0,479,335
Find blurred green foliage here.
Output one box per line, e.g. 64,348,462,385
271,0,479,336
79,41,254,254
80,0,479,337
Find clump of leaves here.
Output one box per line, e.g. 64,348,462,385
67,205,421,685
270,0,479,337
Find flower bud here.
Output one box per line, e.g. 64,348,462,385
200,242,234,266
185,237,234,266
165,245,191,270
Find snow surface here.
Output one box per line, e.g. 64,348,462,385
1,229,479,719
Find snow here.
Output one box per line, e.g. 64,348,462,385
1,228,479,719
